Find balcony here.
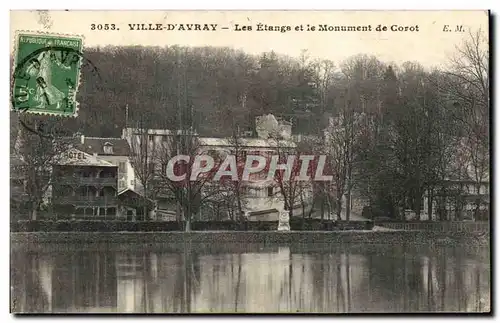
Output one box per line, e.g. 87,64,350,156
56,176,117,187
53,196,118,207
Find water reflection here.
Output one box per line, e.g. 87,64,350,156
11,243,490,313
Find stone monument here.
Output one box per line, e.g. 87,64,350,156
277,210,290,231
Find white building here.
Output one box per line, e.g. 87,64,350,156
197,136,299,220
71,135,135,192
120,114,314,221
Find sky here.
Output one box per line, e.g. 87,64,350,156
10,10,489,69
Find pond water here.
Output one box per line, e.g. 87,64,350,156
10,243,490,313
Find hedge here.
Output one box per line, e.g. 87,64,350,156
11,218,374,232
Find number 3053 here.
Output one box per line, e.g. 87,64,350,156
90,24,117,30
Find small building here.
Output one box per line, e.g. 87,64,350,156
117,188,155,221
423,179,490,221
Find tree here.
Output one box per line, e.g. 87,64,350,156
156,130,226,231
324,99,365,221
224,124,248,222
128,114,158,220
13,116,70,220
445,29,489,218
271,135,316,220
336,56,388,220
310,59,336,115
359,64,403,219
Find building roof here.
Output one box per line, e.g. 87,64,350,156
123,127,198,136
70,137,131,156
246,208,280,216
56,148,117,167
118,188,155,204
198,137,296,148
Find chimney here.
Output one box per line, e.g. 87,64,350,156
80,134,85,145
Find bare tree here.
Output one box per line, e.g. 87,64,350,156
224,124,247,222
444,29,489,218
310,59,336,114
128,115,158,220
323,97,364,221
271,136,315,220
13,118,70,220
156,130,227,231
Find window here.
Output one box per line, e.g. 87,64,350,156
103,142,113,154
267,187,273,197
148,135,154,142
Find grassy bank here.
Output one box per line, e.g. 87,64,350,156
11,230,489,247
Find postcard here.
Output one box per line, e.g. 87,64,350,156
10,10,490,314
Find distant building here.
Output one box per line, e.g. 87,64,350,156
422,179,489,221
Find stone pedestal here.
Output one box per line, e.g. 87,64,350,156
277,210,290,231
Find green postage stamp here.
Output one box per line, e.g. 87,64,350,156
11,32,84,117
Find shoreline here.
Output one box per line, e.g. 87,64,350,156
11,230,489,247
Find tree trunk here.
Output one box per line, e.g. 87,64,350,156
307,200,314,218
320,197,325,221
336,198,342,221
300,192,306,219
176,202,182,222
235,185,243,222
400,193,406,222
427,188,433,221
143,186,148,221
185,215,191,232
415,189,422,221
346,188,351,221
184,199,192,231
474,183,481,221
326,196,332,220
288,195,295,219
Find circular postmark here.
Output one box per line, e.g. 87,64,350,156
12,45,100,114
11,35,101,138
